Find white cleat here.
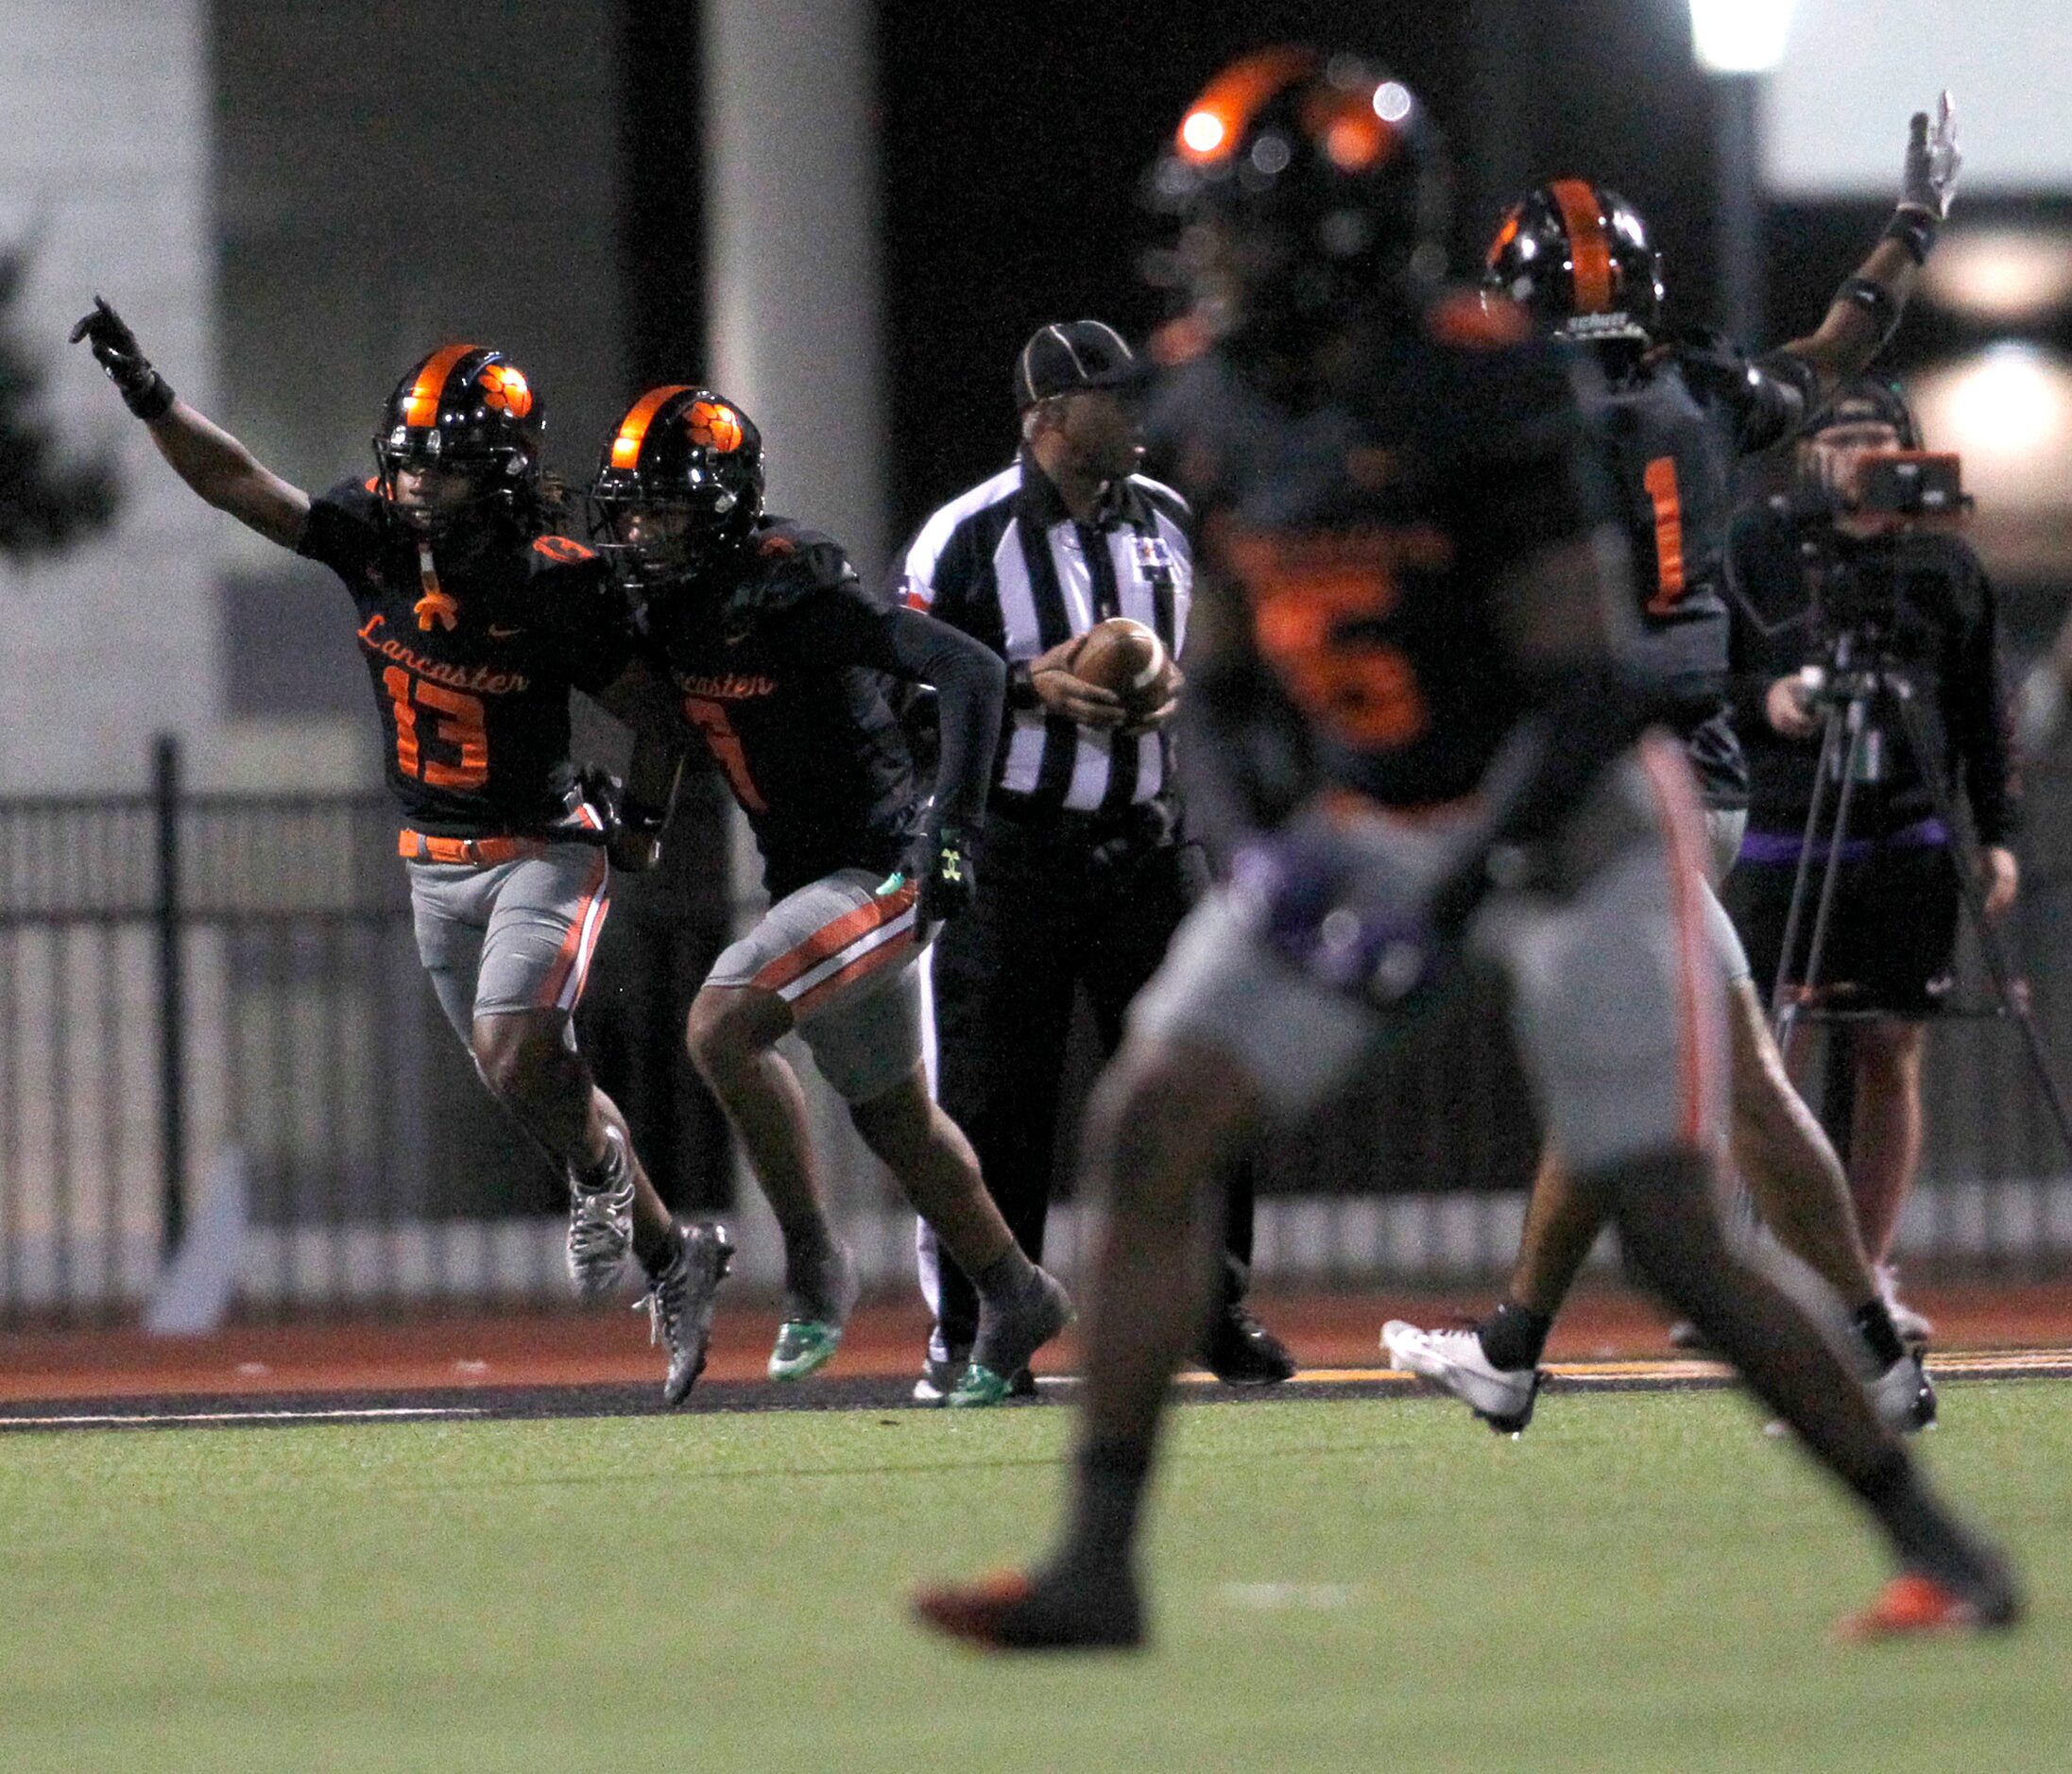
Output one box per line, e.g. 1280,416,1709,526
1868,1349,1938,1434
566,1126,636,1302
1382,1320,1540,1434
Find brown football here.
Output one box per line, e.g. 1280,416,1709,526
1069,616,1173,711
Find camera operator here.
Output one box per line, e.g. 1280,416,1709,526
1726,379,2019,1339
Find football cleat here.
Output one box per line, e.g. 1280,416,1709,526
1203,1300,1297,1385
1868,1350,1938,1435
1383,1320,1540,1434
644,1221,735,1407
913,1565,1143,1652
948,1267,1072,1407
914,1349,1036,1406
565,1127,636,1302
768,1236,860,1382
1837,1570,2021,1642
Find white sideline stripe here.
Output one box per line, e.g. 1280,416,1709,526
0,1406,488,1428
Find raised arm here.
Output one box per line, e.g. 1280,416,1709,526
1778,95,1961,397
71,297,310,549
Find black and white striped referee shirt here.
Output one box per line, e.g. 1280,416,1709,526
890,449,1191,815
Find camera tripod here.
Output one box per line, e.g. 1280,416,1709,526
1769,623,2072,1162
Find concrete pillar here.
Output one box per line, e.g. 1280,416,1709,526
705,0,888,582
0,0,223,792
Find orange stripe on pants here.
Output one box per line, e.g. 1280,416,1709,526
1636,736,1721,1149
752,885,916,995
539,852,610,1010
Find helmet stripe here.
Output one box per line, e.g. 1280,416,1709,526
1549,179,1614,315
402,342,486,428
610,384,697,470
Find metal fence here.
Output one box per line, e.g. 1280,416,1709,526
4,737,2071,1327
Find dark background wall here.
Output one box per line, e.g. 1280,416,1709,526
876,0,1722,549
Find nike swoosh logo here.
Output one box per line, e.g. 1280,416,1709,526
488,624,524,639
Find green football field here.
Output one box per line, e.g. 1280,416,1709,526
2,1385,2066,1773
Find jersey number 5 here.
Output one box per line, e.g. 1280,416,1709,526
383,666,488,790
1642,455,1687,615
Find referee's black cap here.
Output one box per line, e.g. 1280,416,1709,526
1014,320,1139,409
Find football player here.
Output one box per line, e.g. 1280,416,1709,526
69,305,730,1404
1383,105,1961,1434
591,386,1071,1402
912,52,2017,1649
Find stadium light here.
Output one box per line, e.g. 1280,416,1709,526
1909,343,2072,509
1687,0,1796,75
1923,229,2072,325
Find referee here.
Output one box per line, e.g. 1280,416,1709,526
893,319,1293,1399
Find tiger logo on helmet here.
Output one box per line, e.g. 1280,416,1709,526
591,385,766,584
371,343,546,536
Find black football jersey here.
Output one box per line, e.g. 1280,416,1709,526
641,516,921,897
1148,292,1603,810
1587,358,1745,807
298,480,632,836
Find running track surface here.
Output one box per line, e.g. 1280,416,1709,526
4,1280,2068,1430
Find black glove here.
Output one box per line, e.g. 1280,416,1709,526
904,822,978,930
1664,331,1762,407
563,764,664,872
68,296,176,421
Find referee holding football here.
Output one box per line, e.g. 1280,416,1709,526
894,320,1294,1400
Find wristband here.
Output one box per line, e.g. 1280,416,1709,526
122,371,176,423
1882,207,1938,266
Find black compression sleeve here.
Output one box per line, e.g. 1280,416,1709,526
848,603,1006,831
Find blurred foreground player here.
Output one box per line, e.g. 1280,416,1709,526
1385,116,1961,1432
913,52,2018,1649
893,321,1292,1399
591,386,1071,1402
69,307,729,1403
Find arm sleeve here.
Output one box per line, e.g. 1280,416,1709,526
799,585,1006,832
1738,352,1822,453
1945,553,2020,844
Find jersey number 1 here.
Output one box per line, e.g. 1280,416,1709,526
1642,455,1687,615
383,666,488,790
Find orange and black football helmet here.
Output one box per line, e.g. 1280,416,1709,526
1484,181,1665,344
1149,47,1449,339
590,385,764,581
372,343,545,534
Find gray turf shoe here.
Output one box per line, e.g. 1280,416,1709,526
566,1126,636,1302
947,1267,1072,1408
1383,1320,1541,1434
646,1221,735,1406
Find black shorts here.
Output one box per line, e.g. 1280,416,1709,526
1729,839,1960,1016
